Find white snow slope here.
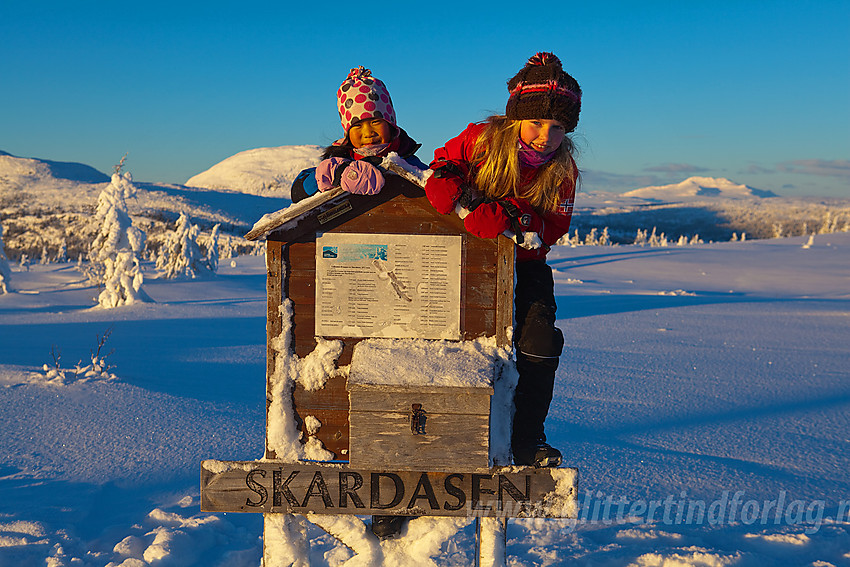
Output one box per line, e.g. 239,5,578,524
2,228,849,566
185,145,322,196
621,176,778,201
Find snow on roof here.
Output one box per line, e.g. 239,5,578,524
245,186,344,240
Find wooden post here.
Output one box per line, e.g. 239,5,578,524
478,517,508,567
496,235,515,349
263,514,309,567
265,240,283,460
263,240,311,563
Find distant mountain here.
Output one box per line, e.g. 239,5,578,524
0,151,109,183
186,145,322,197
3,150,846,262
623,176,777,201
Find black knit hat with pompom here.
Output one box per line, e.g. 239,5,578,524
505,52,582,132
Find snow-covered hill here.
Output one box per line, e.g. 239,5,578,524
3,149,849,262
0,151,109,185
573,175,847,243
185,145,322,197
0,152,289,262
621,176,777,201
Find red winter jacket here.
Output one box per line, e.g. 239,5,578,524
424,123,575,262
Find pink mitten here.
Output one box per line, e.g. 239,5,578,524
315,157,348,192
339,160,385,195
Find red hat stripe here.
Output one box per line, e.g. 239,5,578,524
509,81,581,102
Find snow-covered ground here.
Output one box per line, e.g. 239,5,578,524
2,229,848,566
2,148,849,565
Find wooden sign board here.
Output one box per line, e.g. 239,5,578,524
201,460,577,519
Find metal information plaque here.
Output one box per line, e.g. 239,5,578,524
315,233,462,340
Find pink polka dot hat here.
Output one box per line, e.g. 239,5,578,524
336,66,397,134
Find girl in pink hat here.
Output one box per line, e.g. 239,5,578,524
291,66,426,202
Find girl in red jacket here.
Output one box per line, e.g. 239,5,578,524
424,52,581,468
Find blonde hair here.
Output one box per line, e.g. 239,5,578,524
471,115,579,214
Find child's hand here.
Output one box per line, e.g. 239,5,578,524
463,199,543,239
316,158,346,192
424,165,464,214
316,158,385,195
463,202,511,238
340,160,385,195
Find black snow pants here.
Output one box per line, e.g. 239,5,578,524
511,260,564,448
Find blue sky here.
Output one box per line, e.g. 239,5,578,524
2,1,848,197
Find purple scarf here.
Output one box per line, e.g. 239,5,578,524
518,139,556,168
353,142,391,158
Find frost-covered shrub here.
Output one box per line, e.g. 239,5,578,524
37,330,118,385
0,222,12,294
88,162,150,308
155,212,217,278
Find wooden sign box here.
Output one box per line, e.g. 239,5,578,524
249,176,514,461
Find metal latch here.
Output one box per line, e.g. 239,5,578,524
410,403,427,435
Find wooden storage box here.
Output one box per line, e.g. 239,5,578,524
347,339,495,472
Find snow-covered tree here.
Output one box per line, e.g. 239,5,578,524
0,223,12,294
819,212,833,234
155,212,214,278
55,239,68,263
88,160,150,308
647,227,659,246
205,223,221,273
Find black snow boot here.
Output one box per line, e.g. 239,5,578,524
512,441,562,468
371,515,406,539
